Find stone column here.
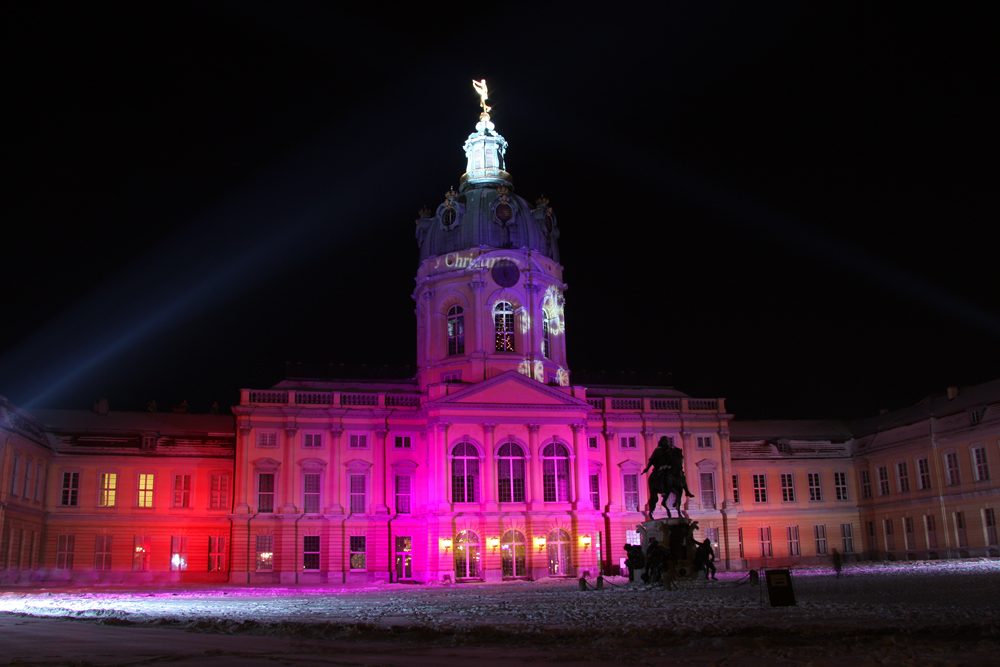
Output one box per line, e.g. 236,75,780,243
604,430,619,512
526,424,541,509
438,422,452,513
282,426,297,513
328,428,343,514
718,427,732,507
482,423,498,511
374,429,389,515
570,423,588,510
235,426,252,513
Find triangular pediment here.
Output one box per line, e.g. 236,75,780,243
436,371,589,408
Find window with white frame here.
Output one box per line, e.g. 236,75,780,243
303,536,320,571
780,473,795,502
497,441,526,502
541,315,552,358
814,525,828,555
753,474,767,503
448,305,465,355
841,523,855,553
696,436,712,449
619,436,638,450
95,535,112,570
395,535,412,579
945,451,960,485
759,526,772,558
208,536,227,572
257,431,277,447
350,535,367,570
985,508,997,545
133,535,151,571
441,371,462,382
494,301,515,352
625,530,641,546
99,473,117,507
738,527,744,558
542,442,571,502
787,526,800,556
732,474,740,503
173,474,191,508
925,514,938,549
588,436,598,450
955,511,968,547
255,535,273,571
258,473,275,513
10,455,19,498
834,471,848,500
973,446,990,481
917,457,932,490
303,473,321,513
395,474,412,514
56,535,75,570
34,465,44,503
22,459,32,499
394,435,412,449
61,471,79,506
877,466,890,496
904,517,916,550
303,433,322,448
349,473,367,514
349,434,368,449
896,462,910,493
589,473,600,510
860,469,872,499
883,519,895,551
623,473,639,511
808,473,823,501
137,473,154,508
699,472,716,509
210,474,229,509
170,536,188,571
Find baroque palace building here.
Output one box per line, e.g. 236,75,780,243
1,93,998,585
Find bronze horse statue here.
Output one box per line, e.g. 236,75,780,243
645,437,695,518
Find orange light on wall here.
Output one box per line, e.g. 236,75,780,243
440,537,453,552
534,536,547,551
580,534,592,549
488,536,500,552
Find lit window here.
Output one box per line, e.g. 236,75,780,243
394,435,412,449
170,536,188,571
834,472,848,500
917,458,932,490
255,535,273,571
257,431,277,447
814,525,827,555
395,536,412,580
699,472,716,509
395,475,411,514
896,462,910,493
501,530,527,578
99,473,117,507
350,536,367,570
208,536,227,572
758,526,772,558
841,523,855,553
210,474,230,509
625,530,641,546
493,301,515,352
623,473,639,511
497,442,525,503
95,535,113,570
303,536,320,571
137,474,154,508
258,473,275,513
945,452,960,485
303,473,320,513
696,436,712,449
541,442,570,502
451,441,480,503
56,535,75,570
541,316,551,358
780,473,795,502
454,530,479,579
61,471,79,507
753,474,767,503
173,474,191,508
303,433,322,448
349,474,366,514
808,473,822,501
787,526,800,557
973,447,990,481
133,535,151,571
448,305,465,355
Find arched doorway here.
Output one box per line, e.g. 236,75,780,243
455,530,480,579
547,529,572,576
501,530,527,578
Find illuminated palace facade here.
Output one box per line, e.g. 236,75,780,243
1,101,998,585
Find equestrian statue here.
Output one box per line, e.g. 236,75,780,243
643,436,695,518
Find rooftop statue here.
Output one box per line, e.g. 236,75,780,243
472,79,492,120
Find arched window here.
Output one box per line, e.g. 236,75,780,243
494,301,515,352
451,442,480,503
455,530,480,579
542,442,571,502
447,305,465,355
541,316,551,359
501,530,527,577
547,528,572,576
497,442,526,503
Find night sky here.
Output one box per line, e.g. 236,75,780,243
4,2,996,420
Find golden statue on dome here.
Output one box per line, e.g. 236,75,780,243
473,79,491,120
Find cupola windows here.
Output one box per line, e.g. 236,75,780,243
494,301,515,352
447,305,465,355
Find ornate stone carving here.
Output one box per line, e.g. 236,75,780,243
526,424,541,433
482,422,496,434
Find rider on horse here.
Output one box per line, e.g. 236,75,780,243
643,436,695,517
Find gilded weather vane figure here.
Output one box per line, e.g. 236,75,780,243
472,79,491,120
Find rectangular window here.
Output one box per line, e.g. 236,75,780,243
917,458,932,490
137,473,154,508
208,536,227,572
448,310,466,355
255,535,273,571
394,435,412,449
619,436,637,450
945,452,960,486
303,473,321,513
10,456,19,498
173,474,191,508
877,466,890,496
841,523,855,553
56,534,75,570
304,433,322,448
732,475,740,504
925,515,938,549
258,473,275,513
834,471,848,500
814,525,828,555
303,536,320,571
985,508,997,545
133,535,151,571
787,525,800,557
973,447,990,481
395,535,412,580
589,473,600,511
705,527,720,558
780,473,795,502
738,527,744,559
696,436,712,449
904,517,916,550
753,474,767,503
61,472,79,506
350,474,366,514
34,465,44,502
623,473,639,511
699,472,716,509
350,535,367,570
625,530,641,546
170,536,188,571
884,519,895,551
860,469,872,500
210,474,230,509
808,473,822,501
758,526,772,558
95,535,112,570
395,475,412,514
257,431,277,447
541,317,551,358
99,473,117,507
955,511,968,548
588,436,598,450
349,434,367,449
897,462,910,493
23,460,32,499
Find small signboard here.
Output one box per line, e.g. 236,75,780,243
764,569,796,607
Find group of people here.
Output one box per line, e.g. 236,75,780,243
623,532,718,586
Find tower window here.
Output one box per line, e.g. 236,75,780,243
447,305,465,355
541,317,551,358
494,302,515,352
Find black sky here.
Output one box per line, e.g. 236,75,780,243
3,2,996,420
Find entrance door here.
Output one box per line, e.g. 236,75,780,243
547,529,572,576
455,530,480,579
501,530,527,577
